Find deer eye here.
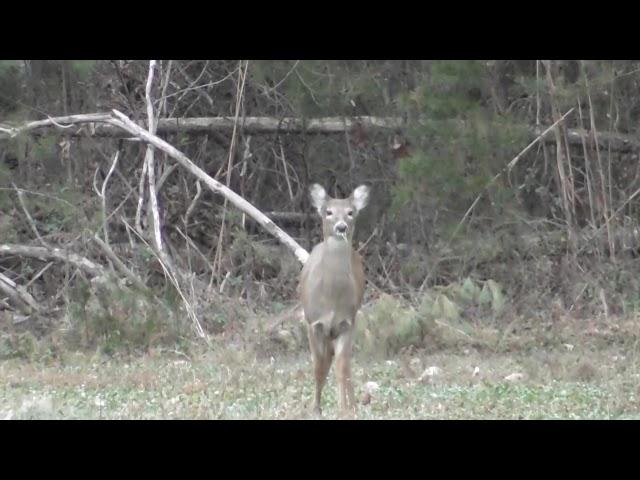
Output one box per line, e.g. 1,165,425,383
347,209,354,217
325,209,333,217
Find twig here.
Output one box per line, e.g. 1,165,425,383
357,226,378,253
294,70,321,106
240,135,252,178
24,261,53,289
92,234,148,292
218,271,232,294
576,96,598,233
12,183,49,247
167,63,238,113
213,60,249,278
209,211,317,224
156,163,179,192
278,139,294,201
135,156,149,234
172,225,215,275
434,319,473,339
103,180,136,230
158,60,173,118
267,60,300,92
0,271,41,314
99,149,120,245
535,60,541,129
447,107,575,244
119,217,207,341
583,60,615,259
92,164,102,197
111,61,140,123
543,60,575,249
156,61,174,201
600,288,609,321
0,188,75,209
184,180,202,223
577,184,640,255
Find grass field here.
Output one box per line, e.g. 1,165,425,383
2,328,640,419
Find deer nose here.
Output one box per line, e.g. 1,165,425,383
334,222,348,234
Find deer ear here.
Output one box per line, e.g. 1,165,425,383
351,185,370,212
310,184,327,214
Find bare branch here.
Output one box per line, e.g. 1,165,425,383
92,234,148,292
156,163,179,192
98,149,120,245
0,244,105,277
0,188,76,209
442,107,576,256
3,109,311,265
0,114,403,137
0,113,111,138
0,271,41,314
12,182,49,247
213,60,249,277
119,217,207,340
278,140,294,201
109,109,310,264
134,155,149,234
24,262,54,289
213,211,315,223
267,60,300,92
3,113,639,153
143,60,166,258
184,180,202,223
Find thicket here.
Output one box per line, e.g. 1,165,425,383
1,60,639,357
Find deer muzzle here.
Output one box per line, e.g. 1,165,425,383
334,221,348,237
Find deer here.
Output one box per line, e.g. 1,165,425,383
298,183,370,417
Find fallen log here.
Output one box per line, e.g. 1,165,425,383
2,114,639,152
0,244,105,277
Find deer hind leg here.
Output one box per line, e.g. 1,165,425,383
334,323,356,417
308,320,334,417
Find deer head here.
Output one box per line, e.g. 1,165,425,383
309,184,370,243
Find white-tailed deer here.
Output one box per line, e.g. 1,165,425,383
298,183,369,416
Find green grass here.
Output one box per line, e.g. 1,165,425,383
1,341,639,419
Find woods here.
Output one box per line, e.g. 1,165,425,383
1,60,640,419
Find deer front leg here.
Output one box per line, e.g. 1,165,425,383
308,322,333,417
334,328,356,417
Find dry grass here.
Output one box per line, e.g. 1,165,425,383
2,275,640,420
2,314,640,420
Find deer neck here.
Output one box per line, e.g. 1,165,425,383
320,236,354,280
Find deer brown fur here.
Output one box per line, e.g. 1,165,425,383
298,183,369,416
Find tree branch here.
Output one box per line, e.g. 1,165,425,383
108,110,310,264
3,113,640,152
0,244,106,277
143,60,166,258
0,272,41,314
92,235,148,292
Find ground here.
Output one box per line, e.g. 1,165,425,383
2,332,640,419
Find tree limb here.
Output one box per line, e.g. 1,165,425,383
92,235,148,292
108,109,310,264
0,244,106,277
12,183,49,247
2,110,311,264
143,60,166,258
0,272,41,314
3,113,639,153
